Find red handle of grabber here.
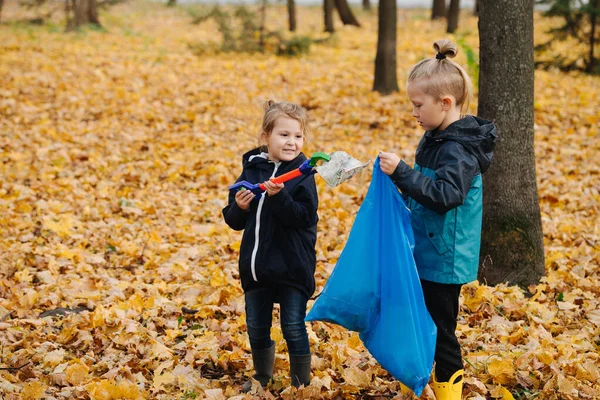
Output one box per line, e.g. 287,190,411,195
258,168,304,191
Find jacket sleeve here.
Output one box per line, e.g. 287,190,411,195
222,171,251,231
390,144,479,214
266,176,318,228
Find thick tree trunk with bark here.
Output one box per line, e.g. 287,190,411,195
324,0,335,32
67,0,101,30
334,0,360,27
431,0,446,20
477,0,545,287
446,0,459,33
287,0,296,31
373,0,398,95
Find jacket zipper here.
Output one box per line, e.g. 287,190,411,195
250,162,280,282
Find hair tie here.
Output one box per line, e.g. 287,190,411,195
436,52,446,60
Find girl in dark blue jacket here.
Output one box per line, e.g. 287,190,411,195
223,100,318,392
380,40,497,400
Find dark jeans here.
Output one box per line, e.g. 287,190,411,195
421,279,464,382
245,286,311,355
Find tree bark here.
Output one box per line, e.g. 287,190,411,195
446,0,460,33
588,0,598,72
334,0,361,27
431,0,446,20
324,0,335,32
67,0,101,30
373,0,398,95
363,0,371,11
259,0,267,51
287,0,297,31
478,0,544,287
88,0,99,24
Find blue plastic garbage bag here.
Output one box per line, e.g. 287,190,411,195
305,184,381,331
306,157,436,396
305,162,383,332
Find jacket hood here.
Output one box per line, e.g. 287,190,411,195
425,116,497,173
241,147,308,171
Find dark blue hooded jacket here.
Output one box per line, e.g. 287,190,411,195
222,148,318,298
390,116,497,284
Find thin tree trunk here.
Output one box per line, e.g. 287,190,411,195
446,0,459,33
259,0,267,50
334,0,361,27
373,0,398,95
167,0,177,6
478,0,544,287
65,0,72,29
431,0,446,20
324,0,335,32
363,0,371,11
287,0,296,31
588,0,598,72
473,0,479,16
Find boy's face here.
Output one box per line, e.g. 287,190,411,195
262,116,304,163
407,80,446,131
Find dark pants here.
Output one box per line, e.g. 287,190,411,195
421,279,463,382
245,286,311,355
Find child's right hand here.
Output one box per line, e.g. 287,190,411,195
379,152,401,175
235,188,255,211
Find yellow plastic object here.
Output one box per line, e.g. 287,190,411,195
431,369,464,400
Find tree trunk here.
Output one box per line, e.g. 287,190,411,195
373,0,398,95
259,0,267,51
431,0,446,20
473,0,479,16
324,0,335,32
446,0,460,33
287,0,297,31
478,0,544,287
167,0,177,6
588,0,598,73
363,0,371,11
0,0,4,23
67,0,101,30
334,0,361,27
88,0,99,24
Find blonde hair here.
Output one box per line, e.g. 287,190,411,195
261,100,309,139
407,39,473,114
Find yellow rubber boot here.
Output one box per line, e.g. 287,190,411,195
431,369,464,400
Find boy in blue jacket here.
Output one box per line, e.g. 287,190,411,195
380,40,497,400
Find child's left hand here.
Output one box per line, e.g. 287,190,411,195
264,180,284,196
379,152,401,175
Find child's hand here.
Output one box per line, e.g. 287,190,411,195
263,180,284,196
235,188,255,210
379,152,401,176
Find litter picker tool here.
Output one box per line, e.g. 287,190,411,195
229,151,369,194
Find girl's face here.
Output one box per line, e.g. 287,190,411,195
262,116,304,163
407,80,448,131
